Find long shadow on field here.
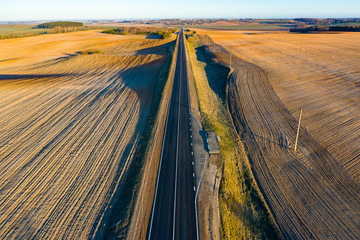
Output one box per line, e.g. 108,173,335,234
94,40,176,240
136,41,174,56
194,45,229,104
145,35,162,39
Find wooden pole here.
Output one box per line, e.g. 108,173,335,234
294,108,303,152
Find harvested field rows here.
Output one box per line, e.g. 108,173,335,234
196,33,360,239
0,31,172,239
197,30,360,184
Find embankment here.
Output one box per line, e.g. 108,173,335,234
186,33,279,239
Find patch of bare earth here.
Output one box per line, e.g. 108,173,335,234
0,31,172,239
199,156,221,240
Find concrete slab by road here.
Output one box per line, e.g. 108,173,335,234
206,131,220,154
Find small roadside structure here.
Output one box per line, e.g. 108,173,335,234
206,131,220,154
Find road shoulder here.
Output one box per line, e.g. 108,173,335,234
184,33,221,240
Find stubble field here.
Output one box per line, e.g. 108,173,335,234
199,30,360,184
195,30,360,239
0,31,172,239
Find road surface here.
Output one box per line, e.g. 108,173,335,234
147,29,197,240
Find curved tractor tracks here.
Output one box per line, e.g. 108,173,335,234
203,38,360,239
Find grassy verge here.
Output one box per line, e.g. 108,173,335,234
186,34,278,240
103,39,176,239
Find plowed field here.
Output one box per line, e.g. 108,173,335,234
0,31,172,239
195,30,360,239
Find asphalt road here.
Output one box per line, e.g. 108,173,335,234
147,30,197,240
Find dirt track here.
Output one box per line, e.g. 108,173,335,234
197,35,360,239
0,31,172,239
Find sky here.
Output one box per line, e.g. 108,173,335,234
0,0,359,21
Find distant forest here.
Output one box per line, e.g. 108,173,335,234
291,25,360,33
36,21,84,29
294,18,360,25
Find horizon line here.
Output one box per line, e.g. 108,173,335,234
1,16,360,23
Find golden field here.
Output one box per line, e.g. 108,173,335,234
194,30,360,239
0,31,173,239
197,30,360,183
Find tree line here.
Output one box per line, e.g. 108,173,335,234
290,25,360,33
103,27,177,39
36,21,84,29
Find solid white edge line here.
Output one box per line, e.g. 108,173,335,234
148,32,179,240
190,111,202,127
172,30,182,240
195,155,208,200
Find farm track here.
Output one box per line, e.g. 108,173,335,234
0,32,172,239
198,35,360,239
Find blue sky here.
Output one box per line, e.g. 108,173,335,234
1,0,359,21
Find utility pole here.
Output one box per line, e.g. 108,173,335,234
213,42,216,52
294,108,303,152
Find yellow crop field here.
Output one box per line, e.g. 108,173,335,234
0,31,173,239
194,30,360,239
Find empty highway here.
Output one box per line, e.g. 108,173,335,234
147,29,197,240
